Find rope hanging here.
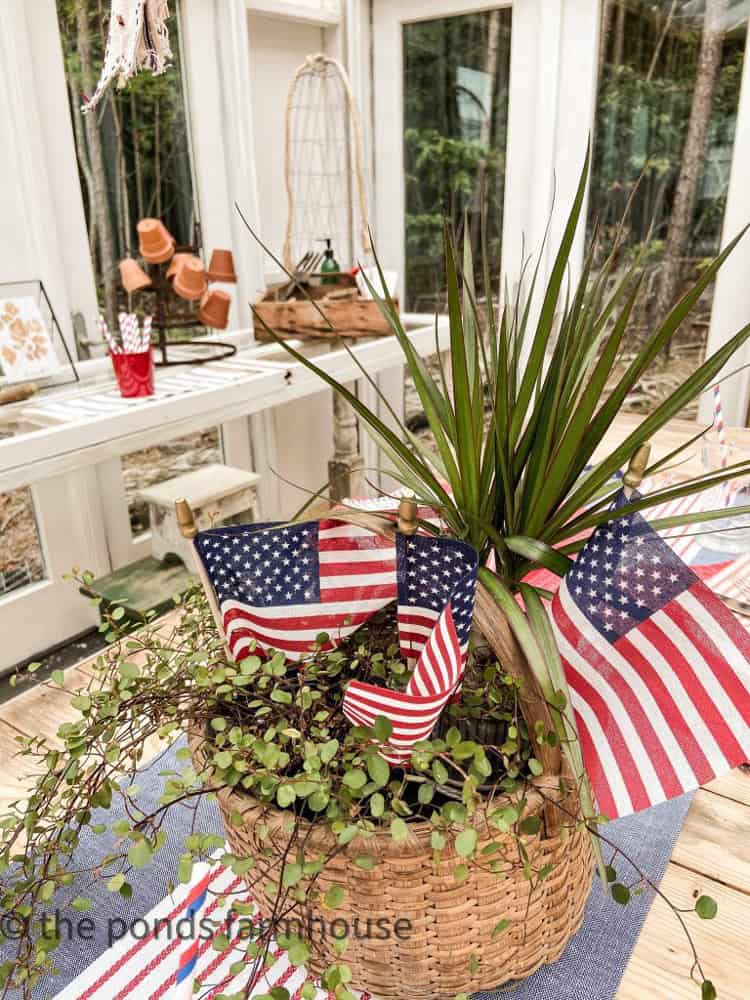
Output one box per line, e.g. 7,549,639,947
82,0,172,113
282,54,372,270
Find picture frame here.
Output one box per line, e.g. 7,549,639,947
0,279,79,391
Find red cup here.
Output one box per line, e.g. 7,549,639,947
111,349,155,397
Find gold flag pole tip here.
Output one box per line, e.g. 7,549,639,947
175,498,197,539
397,498,419,536
623,443,651,495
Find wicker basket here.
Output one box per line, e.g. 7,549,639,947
189,731,592,1000
187,506,593,998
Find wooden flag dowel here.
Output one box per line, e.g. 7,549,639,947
623,442,651,498
175,498,232,656
397,497,419,536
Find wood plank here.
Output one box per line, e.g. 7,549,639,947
598,412,750,479
0,614,184,766
0,719,44,813
0,660,173,772
704,767,750,808
671,789,750,895
617,865,750,1000
0,666,98,745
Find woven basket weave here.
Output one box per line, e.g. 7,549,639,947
188,507,593,998
189,730,592,1000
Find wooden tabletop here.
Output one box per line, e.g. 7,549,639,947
0,411,748,997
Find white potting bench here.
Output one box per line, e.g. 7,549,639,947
0,318,447,671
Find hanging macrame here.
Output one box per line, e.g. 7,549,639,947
82,0,172,114
283,54,372,270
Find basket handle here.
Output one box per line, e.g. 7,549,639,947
304,496,419,539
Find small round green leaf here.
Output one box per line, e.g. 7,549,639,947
695,895,718,920
455,828,478,858
611,883,630,905
367,755,390,788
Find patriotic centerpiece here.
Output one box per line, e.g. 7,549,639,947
194,514,479,761
6,153,750,1000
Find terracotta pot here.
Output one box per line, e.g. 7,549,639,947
198,290,231,329
119,258,152,293
166,252,191,283
206,248,237,283
137,218,175,264
173,256,208,301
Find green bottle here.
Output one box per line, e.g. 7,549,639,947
320,238,340,285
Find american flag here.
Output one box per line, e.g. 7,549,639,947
551,490,750,819
342,532,477,763
194,520,478,761
195,519,398,663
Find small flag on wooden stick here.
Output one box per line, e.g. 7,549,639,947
551,487,750,819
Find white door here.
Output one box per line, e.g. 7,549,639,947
371,0,600,312
0,470,108,672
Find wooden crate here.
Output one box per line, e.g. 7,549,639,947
254,285,396,341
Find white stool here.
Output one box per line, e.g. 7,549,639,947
137,464,261,568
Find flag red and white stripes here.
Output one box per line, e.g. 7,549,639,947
551,494,750,819
194,518,478,763
54,863,372,1000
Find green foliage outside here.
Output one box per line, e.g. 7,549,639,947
589,1,748,262
56,0,195,329
403,11,511,312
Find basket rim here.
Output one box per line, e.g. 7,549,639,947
187,723,577,860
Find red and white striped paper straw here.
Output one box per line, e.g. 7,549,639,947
119,312,142,354
98,314,121,354
142,314,152,352
713,383,729,469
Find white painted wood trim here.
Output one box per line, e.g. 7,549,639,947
0,319,448,491
0,1,97,354
180,0,266,330
245,0,341,27
357,377,381,489
0,471,105,670
95,458,135,570
249,409,280,518
700,29,750,427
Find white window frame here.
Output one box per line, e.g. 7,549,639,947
371,0,599,308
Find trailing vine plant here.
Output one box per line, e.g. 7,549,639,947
0,584,719,999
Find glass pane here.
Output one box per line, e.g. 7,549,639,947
0,487,46,597
590,0,749,409
403,9,512,312
124,428,223,537
56,0,196,343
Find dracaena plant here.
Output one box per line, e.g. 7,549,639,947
246,151,750,728
245,154,750,918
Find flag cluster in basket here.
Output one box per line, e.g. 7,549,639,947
194,515,478,763
193,490,750,816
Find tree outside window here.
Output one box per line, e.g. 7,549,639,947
56,0,196,343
